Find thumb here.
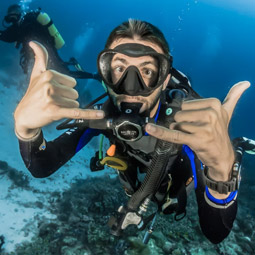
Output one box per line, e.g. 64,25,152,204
223,81,251,122
29,41,48,82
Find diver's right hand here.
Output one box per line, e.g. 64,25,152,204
14,41,105,140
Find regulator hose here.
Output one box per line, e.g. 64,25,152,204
127,99,182,211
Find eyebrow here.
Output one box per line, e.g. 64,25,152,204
139,61,157,68
112,57,128,65
112,57,157,68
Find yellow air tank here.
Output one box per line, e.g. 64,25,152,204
36,12,65,49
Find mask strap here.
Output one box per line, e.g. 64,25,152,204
101,81,108,92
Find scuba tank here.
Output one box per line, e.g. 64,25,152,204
36,12,65,49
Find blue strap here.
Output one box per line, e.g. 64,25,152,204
75,128,101,153
144,102,161,136
205,186,237,204
182,145,197,189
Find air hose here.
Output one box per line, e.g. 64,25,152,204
127,139,179,211
109,100,182,236
127,100,181,211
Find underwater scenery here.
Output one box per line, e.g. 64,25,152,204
0,0,255,254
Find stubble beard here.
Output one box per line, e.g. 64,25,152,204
108,86,163,117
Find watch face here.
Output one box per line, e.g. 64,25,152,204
233,162,241,190
237,167,242,190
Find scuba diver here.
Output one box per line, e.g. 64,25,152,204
14,19,252,244
0,4,100,80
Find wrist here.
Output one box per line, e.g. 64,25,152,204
207,150,235,182
15,125,41,141
203,160,242,195
207,165,232,182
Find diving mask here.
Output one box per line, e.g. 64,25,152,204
97,43,172,97
4,4,23,24
4,13,21,23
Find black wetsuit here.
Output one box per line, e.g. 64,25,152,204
17,97,238,244
0,10,98,80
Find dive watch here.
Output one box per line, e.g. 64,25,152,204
203,161,241,195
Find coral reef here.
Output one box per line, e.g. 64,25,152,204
0,174,254,255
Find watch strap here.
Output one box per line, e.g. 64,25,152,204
203,164,240,194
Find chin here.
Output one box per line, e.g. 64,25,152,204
116,100,146,111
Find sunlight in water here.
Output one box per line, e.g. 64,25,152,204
200,0,255,16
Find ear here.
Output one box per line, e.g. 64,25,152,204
162,74,171,90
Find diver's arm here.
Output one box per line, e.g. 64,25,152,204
194,135,255,243
14,41,105,177
181,146,236,243
14,41,104,140
0,25,19,42
194,157,237,244
68,71,102,82
18,127,101,178
145,81,250,201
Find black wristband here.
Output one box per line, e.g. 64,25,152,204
203,161,241,195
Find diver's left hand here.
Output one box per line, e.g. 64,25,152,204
145,81,250,184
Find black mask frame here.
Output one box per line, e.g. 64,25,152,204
98,43,172,97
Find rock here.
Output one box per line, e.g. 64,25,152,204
62,236,78,247
0,160,8,170
69,214,81,223
162,241,175,253
3,176,254,255
0,235,5,251
172,248,182,255
152,231,167,247
61,246,74,255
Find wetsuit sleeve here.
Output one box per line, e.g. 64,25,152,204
0,25,19,42
67,71,102,81
195,166,237,244
182,145,237,244
18,127,101,178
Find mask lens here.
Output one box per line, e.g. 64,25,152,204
98,51,163,88
97,43,171,97
111,54,159,87
5,14,19,23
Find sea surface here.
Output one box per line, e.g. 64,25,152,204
0,0,254,254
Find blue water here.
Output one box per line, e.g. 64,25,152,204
0,0,254,253
1,0,254,133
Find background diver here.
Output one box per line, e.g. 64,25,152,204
13,19,254,244
0,4,100,81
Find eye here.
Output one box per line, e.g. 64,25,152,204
115,66,125,73
111,65,126,84
142,68,154,78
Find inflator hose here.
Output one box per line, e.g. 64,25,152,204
127,100,182,211
127,139,179,210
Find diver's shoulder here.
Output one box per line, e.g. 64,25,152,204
165,68,202,101
170,68,192,87
23,8,42,20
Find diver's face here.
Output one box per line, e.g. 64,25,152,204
108,37,170,117
111,54,159,87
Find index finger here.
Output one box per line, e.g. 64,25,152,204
56,108,105,120
145,123,193,145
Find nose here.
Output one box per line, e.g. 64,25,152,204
120,66,145,96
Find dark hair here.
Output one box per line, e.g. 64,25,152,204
105,19,170,57
7,4,22,15
4,4,23,24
